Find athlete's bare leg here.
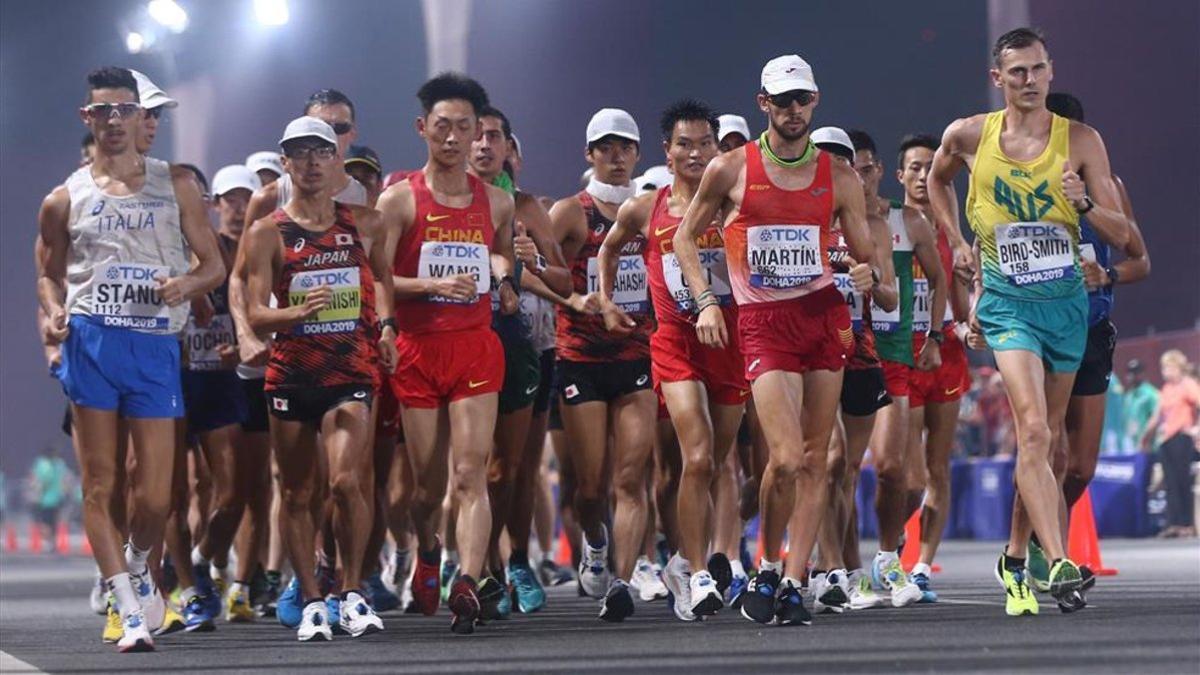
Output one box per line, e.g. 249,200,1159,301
918,400,960,567
164,422,197,593
712,451,742,560
363,416,395,581
446,393,499,580
197,425,247,565
487,404,534,572
507,408,550,560
233,430,272,584
818,417,849,571
548,424,581,568
401,406,450,560
654,418,681,553
739,399,769,521
609,390,657,580
387,437,413,554
872,396,912,551
271,417,321,601
321,401,373,593
840,413,874,571
561,401,611,548
1063,393,1106,509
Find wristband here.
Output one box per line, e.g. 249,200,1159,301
378,318,396,332
695,294,720,314
533,253,548,275
927,329,945,345
1076,195,1095,214
500,275,518,292
1105,266,1120,286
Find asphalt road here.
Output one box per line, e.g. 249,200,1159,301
1,539,1198,674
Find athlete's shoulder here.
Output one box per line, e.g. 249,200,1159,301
40,183,71,220
617,189,656,226
1066,118,1106,152
376,179,415,216
942,114,988,148
902,204,934,238
482,180,516,209
549,192,586,220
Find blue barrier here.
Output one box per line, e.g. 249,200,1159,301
1089,454,1152,537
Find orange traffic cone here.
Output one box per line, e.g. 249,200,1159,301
554,527,572,567
28,521,44,553
55,521,70,555
3,524,17,553
1068,488,1118,576
900,508,944,573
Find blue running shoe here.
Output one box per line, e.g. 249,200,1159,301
277,577,303,628
508,562,546,613
327,595,347,635
192,563,221,618
183,594,216,632
911,572,938,603
365,572,401,612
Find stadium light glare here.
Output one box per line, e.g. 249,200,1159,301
147,0,188,33
125,31,146,54
254,0,289,26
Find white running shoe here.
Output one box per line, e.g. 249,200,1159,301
688,570,723,617
129,568,165,631
298,600,333,642
339,591,383,637
577,529,611,599
661,554,695,621
116,610,154,653
873,554,922,608
847,569,886,610
630,556,669,602
89,572,107,615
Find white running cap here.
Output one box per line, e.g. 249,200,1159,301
211,164,262,197
279,116,337,147
760,54,818,95
635,165,673,194
811,126,855,158
586,108,640,144
245,151,284,177
717,114,751,142
129,69,177,110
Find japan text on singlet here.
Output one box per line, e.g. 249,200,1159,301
644,186,733,328
555,191,651,362
966,110,1082,300
63,157,190,334
393,170,494,334
265,205,378,390
721,143,835,306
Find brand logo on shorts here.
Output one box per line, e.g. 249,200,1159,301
353,390,367,399
944,386,961,397
335,233,353,246
564,384,580,399
636,374,649,387
468,380,489,389
273,397,289,411
995,330,1016,345
525,384,539,396
877,390,888,401
293,238,306,252
748,359,761,372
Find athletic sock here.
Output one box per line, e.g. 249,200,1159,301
782,575,803,591
191,546,209,568
729,558,746,579
107,573,140,619
911,562,933,577
125,543,150,576
1004,554,1026,572
230,581,248,596
266,570,282,586
759,558,783,575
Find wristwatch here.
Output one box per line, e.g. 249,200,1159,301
927,329,945,345
1105,266,1120,287
1076,195,1095,214
533,253,549,275
377,317,396,332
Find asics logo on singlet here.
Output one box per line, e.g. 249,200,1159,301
91,201,106,216
426,214,451,222
294,238,306,252
993,176,1054,221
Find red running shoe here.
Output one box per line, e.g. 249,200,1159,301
411,556,441,616
448,574,480,635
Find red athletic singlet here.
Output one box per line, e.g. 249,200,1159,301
644,186,734,328
265,205,378,390
723,144,836,306
393,170,494,335
555,191,652,362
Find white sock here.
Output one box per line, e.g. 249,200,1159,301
911,562,932,577
782,575,803,591
444,549,459,565
730,558,746,579
125,543,150,576
107,573,140,619
874,550,899,567
759,557,783,575
229,581,248,597
191,545,208,568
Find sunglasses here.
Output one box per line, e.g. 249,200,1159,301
145,107,165,120
331,121,353,135
82,102,142,120
767,90,817,108
285,145,337,161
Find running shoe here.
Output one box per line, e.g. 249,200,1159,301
630,556,668,602
688,570,723,618
364,572,401,612
155,604,186,636
102,602,123,643
911,571,938,604
706,552,733,596
411,556,441,616
813,570,850,614
872,554,922,608
339,590,384,637
259,571,281,618
740,568,780,624
117,610,154,653
387,549,411,590
728,568,750,608
477,576,509,621
775,578,812,626
277,576,303,628
225,585,256,623
1047,558,1084,608
89,573,107,615
999,556,1039,616
577,531,611,599
598,579,635,622
297,600,332,642
128,569,166,632
448,575,481,635
248,565,269,609
440,555,460,605
847,570,885,610
1080,565,1097,593
508,562,546,613
538,559,573,587
183,593,217,632
193,563,221,618
326,596,345,635
1026,539,1052,593
661,554,696,622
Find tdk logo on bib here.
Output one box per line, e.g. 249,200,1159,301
758,227,812,243
431,244,483,260
300,270,353,287
105,265,163,282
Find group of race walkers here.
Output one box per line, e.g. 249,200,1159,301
35,26,1151,652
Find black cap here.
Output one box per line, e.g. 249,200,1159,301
345,145,381,174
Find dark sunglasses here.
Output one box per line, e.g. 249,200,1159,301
767,90,817,108
331,121,353,135
145,107,164,120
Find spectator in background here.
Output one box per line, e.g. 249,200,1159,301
958,367,986,456
1142,350,1200,538
1124,359,1159,453
976,367,1016,457
1101,375,1126,456
30,446,70,551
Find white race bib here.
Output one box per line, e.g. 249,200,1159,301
418,241,490,304
288,267,361,335
746,224,823,289
995,222,1076,287
912,278,931,333
184,314,235,371
662,249,731,313
588,255,648,313
1080,243,1097,263
92,263,171,333
872,297,900,333
833,273,864,331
